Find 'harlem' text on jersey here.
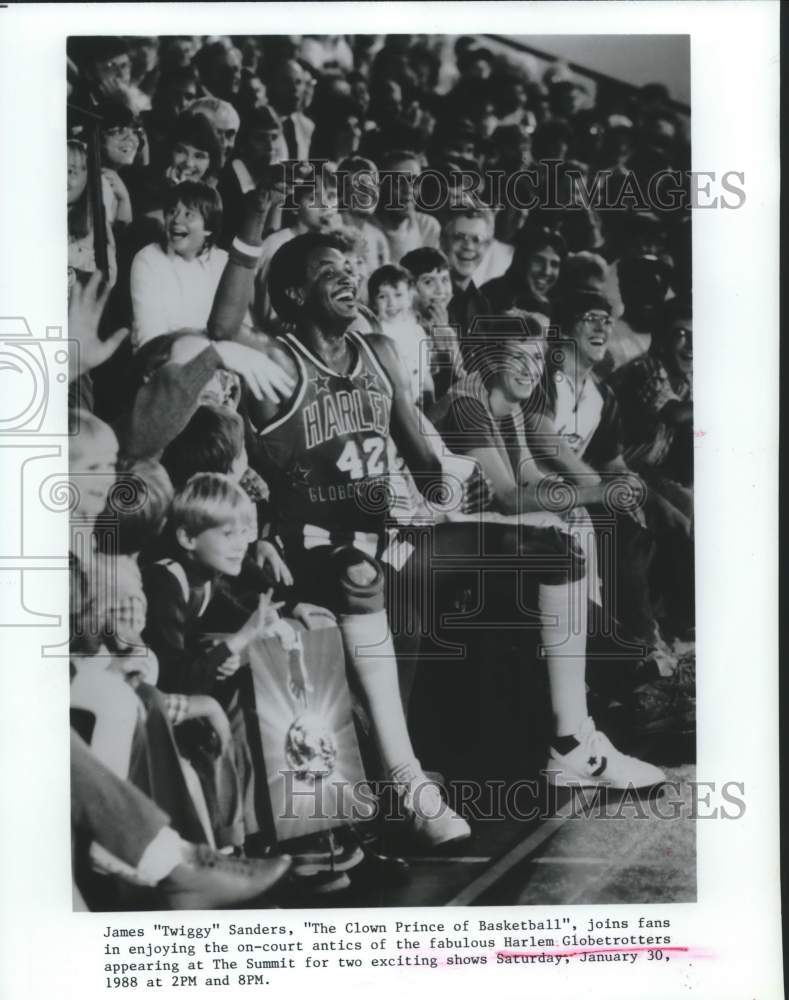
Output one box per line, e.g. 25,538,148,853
302,384,389,449
255,331,395,536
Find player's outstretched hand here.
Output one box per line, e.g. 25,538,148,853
213,340,296,403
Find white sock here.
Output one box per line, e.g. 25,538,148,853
339,609,419,777
538,581,589,739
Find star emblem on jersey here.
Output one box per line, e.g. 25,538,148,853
290,464,312,486
356,370,379,392
309,371,332,395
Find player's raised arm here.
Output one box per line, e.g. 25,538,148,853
207,181,283,346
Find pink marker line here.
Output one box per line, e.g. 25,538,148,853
497,945,709,960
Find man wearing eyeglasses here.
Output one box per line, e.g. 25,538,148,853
441,208,494,355
70,36,151,115
527,289,682,678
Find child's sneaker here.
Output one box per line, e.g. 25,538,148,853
392,763,471,847
545,717,666,790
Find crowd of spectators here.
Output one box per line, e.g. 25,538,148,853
66,33,694,908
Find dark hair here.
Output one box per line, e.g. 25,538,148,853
555,289,613,333
161,181,223,248
400,246,450,280
378,148,421,171
154,64,201,106
75,35,129,73
560,251,609,294
368,264,413,303
337,155,378,176
95,459,174,555
311,97,363,161
514,222,567,263
239,103,282,141
268,231,349,323
67,140,91,241
169,111,223,179
658,296,692,335
96,99,140,132
618,253,673,303
96,100,145,168
161,405,245,489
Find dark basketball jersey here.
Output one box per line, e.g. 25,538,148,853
256,331,395,543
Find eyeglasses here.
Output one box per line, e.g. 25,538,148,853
449,233,491,248
578,312,613,329
104,126,143,142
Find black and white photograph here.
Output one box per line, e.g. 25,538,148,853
65,29,700,911
0,4,781,997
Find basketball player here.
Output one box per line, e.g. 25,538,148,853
204,188,480,845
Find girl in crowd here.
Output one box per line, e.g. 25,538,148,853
130,181,227,350
67,139,118,289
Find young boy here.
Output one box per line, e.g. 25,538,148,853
400,246,462,402
142,473,280,696
368,263,434,409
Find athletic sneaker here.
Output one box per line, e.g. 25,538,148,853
393,767,471,847
545,717,666,790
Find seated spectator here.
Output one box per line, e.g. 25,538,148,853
311,97,364,171
267,58,314,160
95,100,145,223
141,473,276,696
196,40,243,105
218,104,284,246
481,222,567,324
372,150,441,261
146,65,201,156
336,155,390,276
252,170,340,326
128,36,161,98
190,96,241,169
163,111,224,188
557,250,613,309
130,181,227,350
605,254,674,371
607,299,693,638
69,35,151,114
400,246,461,400
161,405,249,490
368,264,434,407
608,299,693,492
429,315,665,789
441,207,493,346
68,139,118,290
527,290,680,672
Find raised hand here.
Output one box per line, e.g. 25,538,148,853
68,270,129,381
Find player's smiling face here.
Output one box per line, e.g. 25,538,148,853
302,246,359,327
